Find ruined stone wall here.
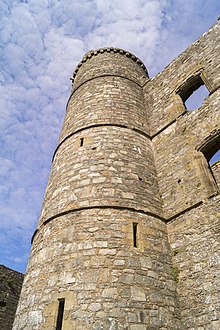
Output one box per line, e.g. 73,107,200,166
167,195,220,330
144,20,220,218
145,20,220,329
0,265,23,330
144,22,220,137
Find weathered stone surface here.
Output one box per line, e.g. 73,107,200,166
0,265,23,330
168,195,220,329
13,20,220,330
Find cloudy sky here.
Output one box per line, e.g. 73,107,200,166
0,0,219,274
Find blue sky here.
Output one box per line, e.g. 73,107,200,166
0,0,219,274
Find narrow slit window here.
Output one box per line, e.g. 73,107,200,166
133,222,138,248
80,138,84,147
56,299,65,330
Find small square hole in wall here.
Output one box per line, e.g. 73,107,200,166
178,75,209,111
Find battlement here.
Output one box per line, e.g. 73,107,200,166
71,47,149,84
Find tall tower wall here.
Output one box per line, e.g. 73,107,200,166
13,49,180,329
143,21,220,329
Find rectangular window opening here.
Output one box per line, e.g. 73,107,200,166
133,222,138,248
56,298,65,330
80,137,84,147
177,74,209,111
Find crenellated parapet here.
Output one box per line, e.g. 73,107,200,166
70,47,149,84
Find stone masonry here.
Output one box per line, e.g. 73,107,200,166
0,265,24,330
13,20,220,329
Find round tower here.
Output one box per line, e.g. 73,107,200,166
13,48,180,329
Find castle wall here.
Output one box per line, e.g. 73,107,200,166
167,195,220,329
0,265,23,330
143,21,220,137
15,210,180,329
152,95,219,218
144,21,220,219
39,127,162,226
13,22,220,330
59,76,149,144
145,20,220,329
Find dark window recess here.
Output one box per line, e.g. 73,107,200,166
133,222,138,248
177,75,209,111
201,135,220,164
56,299,65,330
0,301,6,307
200,134,220,184
80,138,84,147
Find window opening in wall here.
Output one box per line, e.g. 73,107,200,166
200,134,220,186
56,299,65,330
80,137,84,147
133,222,138,248
178,75,209,111
185,85,209,110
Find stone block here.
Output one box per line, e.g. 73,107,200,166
131,287,146,301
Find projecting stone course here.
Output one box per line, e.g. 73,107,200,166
15,209,181,329
40,126,161,226
59,76,149,144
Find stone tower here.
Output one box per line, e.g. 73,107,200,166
13,20,220,329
